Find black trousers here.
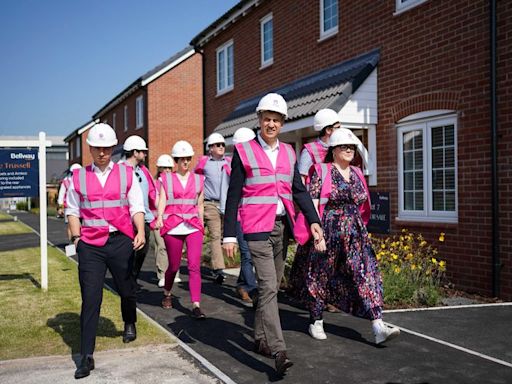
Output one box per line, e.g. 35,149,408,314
77,233,136,356
132,222,151,280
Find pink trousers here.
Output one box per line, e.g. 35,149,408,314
163,231,203,303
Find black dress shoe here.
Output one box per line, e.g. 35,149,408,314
275,351,293,376
254,339,272,358
74,355,94,379
122,323,137,343
214,272,225,285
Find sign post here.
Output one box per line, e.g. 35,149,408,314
0,133,52,290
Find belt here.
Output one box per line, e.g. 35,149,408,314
204,199,220,203
109,231,120,237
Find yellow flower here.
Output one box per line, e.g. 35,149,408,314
392,253,398,260
439,260,446,267
394,266,401,274
411,264,417,270
368,233,372,238
401,228,407,233
439,232,445,242
406,253,413,260
420,240,427,247
431,257,438,264
381,243,386,249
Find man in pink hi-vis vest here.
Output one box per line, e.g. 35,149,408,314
223,93,325,377
65,123,146,380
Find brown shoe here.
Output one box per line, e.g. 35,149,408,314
236,287,252,303
161,294,172,309
275,351,293,375
326,303,341,313
192,306,206,320
254,339,272,358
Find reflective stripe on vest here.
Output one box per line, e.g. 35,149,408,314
239,141,294,201
77,164,129,209
164,172,200,206
82,218,109,227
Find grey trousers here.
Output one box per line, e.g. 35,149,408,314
204,201,225,270
151,230,168,280
247,220,289,354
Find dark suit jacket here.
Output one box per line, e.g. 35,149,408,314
223,137,320,241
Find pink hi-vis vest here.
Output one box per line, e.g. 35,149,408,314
160,172,205,235
294,163,371,245
304,141,328,165
194,155,232,176
61,177,71,208
236,139,296,234
73,163,135,246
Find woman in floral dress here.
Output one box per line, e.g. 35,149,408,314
296,128,400,344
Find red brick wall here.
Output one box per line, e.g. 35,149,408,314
146,53,203,175
200,0,512,299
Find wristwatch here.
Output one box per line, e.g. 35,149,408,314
70,235,81,243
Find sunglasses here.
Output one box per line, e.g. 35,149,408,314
211,143,225,148
335,144,357,152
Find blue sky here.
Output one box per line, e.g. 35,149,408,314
0,0,239,138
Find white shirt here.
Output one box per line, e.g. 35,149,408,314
65,161,145,232
257,134,285,216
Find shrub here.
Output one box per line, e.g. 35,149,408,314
371,229,447,307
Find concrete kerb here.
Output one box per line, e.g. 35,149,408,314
25,223,237,384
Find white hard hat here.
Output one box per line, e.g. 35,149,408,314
328,128,360,147
86,123,118,147
232,127,256,144
314,109,340,131
206,132,225,146
171,140,194,158
69,163,82,171
256,93,288,118
123,135,148,151
156,154,174,168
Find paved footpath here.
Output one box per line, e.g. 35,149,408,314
5,211,512,383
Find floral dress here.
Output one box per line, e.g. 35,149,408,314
295,166,383,320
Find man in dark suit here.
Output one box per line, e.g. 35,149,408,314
223,93,325,376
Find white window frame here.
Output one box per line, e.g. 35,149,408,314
124,105,128,132
260,13,273,68
136,96,144,129
394,0,428,15
319,0,338,41
216,39,234,95
397,113,458,223
75,137,81,158
112,112,117,131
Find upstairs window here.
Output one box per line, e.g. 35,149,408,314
136,96,144,129
75,137,81,158
260,13,273,68
216,40,234,95
320,0,338,40
397,113,458,222
124,105,128,131
112,112,117,131
395,0,428,14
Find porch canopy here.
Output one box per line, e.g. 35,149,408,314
214,48,380,138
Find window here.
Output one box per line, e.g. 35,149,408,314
112,112,117,131
260,13,273,68
320,0,338,40
69,142,74,160
75,137,81,158
124,105,128,131
397,114,457,222
136,96,144,129
395,0,428,14
216,40,234,94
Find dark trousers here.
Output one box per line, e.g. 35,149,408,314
77,233,136,356
133,222,151,280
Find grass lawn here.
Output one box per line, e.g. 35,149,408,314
0,220,33,235
0,226,173,360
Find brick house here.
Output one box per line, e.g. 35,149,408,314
191,0,511,299
65,47,203,175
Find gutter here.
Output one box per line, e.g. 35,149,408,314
490,0,500,297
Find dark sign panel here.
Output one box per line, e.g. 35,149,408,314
367,191,390,234
0,149,39,198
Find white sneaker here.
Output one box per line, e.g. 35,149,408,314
174,275,182,283
308,320,327,340
374,324,400,345
158,278,165,288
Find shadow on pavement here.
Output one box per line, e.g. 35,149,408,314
47,312,121,355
